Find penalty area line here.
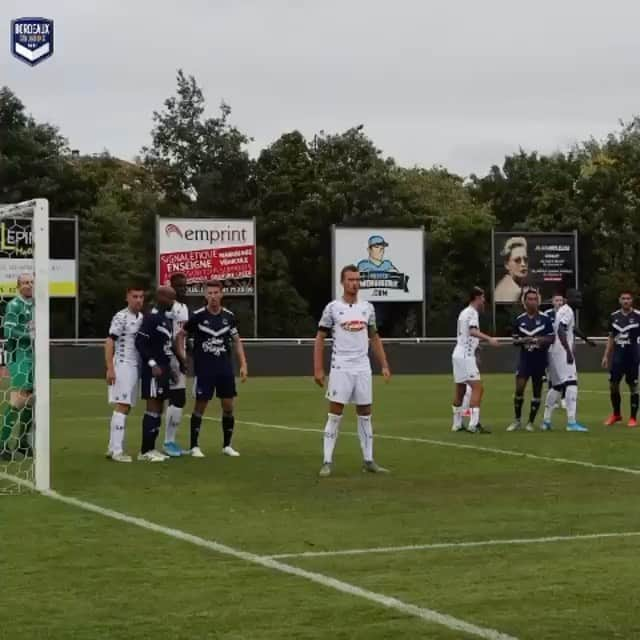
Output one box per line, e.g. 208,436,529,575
267,530,640,560
224,419,640,477
62,415,640,476
0,472,518,640
60,414,640,476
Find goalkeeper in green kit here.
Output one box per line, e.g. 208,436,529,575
1,273,34,461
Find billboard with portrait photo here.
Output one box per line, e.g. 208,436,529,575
493,231,578,304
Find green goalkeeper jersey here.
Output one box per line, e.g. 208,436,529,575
3,295,34,362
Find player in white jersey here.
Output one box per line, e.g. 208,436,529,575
314,265,391,477
544,296,595,412
542,289,588,432
451,287,499,433
161,273,190,457
104,286,145,462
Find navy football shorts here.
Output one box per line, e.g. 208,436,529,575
141,366,171,400
193,373,237,401
609,356,639,386
516,357,547,383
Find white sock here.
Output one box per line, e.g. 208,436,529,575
165,405,183,443
544,389,561,422
452,406,463,428
469,407,480,429
109,411,126,455
565,385,578,423
357,415,374,462
462,387,472,410
323,413,342,464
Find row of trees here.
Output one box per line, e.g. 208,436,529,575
2,71,640,337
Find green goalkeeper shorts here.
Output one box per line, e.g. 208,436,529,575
8,358,33,391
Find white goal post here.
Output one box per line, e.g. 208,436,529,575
0,199,50,492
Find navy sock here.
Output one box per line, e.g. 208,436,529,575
529,398,541,424
222,413,234,448
514,396,524,420
190,413,202,449
141,412,160,453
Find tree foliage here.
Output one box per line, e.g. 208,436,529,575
3,75,640,337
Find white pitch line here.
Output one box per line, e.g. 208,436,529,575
0,473,517,640
267,530,640,560
0,470,35,491
58,414,640,476
225,419,640,476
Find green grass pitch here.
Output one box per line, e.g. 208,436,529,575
4,374,640,639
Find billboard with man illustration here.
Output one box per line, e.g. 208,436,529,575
333,227,425,302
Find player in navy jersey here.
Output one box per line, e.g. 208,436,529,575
135,286,182,462
158,272,190,458
507,288,554,432
177,280,248,458
601,292,640,427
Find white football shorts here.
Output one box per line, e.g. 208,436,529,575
108,363,140,407
452,356,480,384
547,352,577,387
169,355,186,390
326,368,373,406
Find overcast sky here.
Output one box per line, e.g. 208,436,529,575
3,0,640,176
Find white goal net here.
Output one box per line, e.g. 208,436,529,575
0,199,50,494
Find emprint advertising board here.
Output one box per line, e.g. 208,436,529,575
157,217,256,297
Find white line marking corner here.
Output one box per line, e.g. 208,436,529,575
268,530,640,560
0,470,516,640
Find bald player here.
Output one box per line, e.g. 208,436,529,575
134,286,184,462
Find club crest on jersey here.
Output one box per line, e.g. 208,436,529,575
340,320,367,332
11,17,54,66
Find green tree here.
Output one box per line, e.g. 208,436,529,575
397,167,495,334
0,86,89,215
255,126,409,330
471,123,640,333
142,70,253,216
